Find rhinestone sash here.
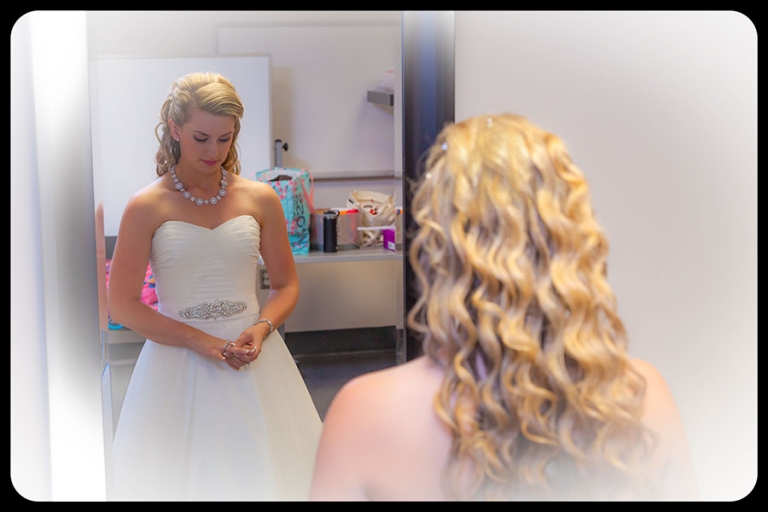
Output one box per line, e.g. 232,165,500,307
178,300,247,320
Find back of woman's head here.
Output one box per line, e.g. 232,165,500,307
407,114,656,500
155,71,244,176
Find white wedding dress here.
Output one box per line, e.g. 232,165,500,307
111,215,322,501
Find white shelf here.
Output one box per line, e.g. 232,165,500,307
294,245,403,264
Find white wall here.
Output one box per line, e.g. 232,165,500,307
11,11,106,500
454,11,756,501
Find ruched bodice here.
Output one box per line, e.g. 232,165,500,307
150,215,261,319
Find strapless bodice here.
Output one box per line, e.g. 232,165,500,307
149,215,261,319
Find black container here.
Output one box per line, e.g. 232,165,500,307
323,211,339,253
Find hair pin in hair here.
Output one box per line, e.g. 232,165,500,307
441,142,448,151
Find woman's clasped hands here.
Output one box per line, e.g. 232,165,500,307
193,325,267,370
221,326,266,370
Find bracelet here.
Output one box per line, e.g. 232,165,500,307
256,317,274,334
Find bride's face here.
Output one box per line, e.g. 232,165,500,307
170,106,236,176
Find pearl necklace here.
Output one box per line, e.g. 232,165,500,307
169,166,228,206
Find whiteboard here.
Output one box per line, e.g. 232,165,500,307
89,54,272,236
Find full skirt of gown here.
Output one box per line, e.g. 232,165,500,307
110,215,322,501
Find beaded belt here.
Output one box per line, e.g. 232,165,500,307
178,300,248,320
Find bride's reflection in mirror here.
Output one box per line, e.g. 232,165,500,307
90,10,404,501
105,71,322,501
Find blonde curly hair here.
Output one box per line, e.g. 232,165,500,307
154,71,244,177
407,114,656,500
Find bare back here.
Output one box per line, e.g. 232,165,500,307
310,356,452,500
309,356,699,501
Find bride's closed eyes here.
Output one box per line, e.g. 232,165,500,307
193,136,232,143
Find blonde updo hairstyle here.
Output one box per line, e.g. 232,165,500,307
155,71,244,177
407,114,656,500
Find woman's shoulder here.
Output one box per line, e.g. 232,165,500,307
326,356,444,437
229,174,281,217
628,358,675,407
629,357,700,499
320,357,439,426
629,357,664,384
627,357,682,427
125,175,168,209
313,355,451,500
232,173,277,197
119,176,173,231
338,356,442,403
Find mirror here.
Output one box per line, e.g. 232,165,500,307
88,11,405,486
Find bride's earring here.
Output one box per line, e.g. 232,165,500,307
169,121,180,142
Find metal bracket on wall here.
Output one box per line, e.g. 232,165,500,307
367,90,394,106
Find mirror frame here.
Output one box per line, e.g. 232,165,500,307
401,11,456,361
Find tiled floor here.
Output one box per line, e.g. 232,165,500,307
296,349,398,420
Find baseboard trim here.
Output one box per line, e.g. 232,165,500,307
285,326,397,356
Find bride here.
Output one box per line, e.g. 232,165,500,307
107,71,321,501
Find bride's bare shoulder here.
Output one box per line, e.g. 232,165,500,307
231,174,282,217
327,356,442,421
120,175,172,225
233,173,276,196
348,355,440,387
311,355,451,500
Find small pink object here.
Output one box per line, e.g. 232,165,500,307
383,227,396,252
